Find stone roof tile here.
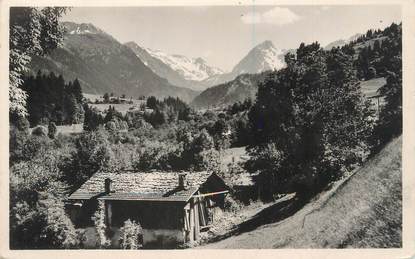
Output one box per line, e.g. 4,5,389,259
68,171,212,202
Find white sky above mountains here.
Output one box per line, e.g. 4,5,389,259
63,5,401,72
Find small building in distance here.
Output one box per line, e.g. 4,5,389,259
66,170,229,248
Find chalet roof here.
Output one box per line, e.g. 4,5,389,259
68,170,214,202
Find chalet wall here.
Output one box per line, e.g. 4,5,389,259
108,200,184,229
66,200,187,248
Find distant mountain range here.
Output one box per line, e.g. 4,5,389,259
125,42,223,91
125,40,286,91
29,22,197,102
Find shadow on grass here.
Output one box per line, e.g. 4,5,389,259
207,196,308,244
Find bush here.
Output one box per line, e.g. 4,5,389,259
105,120,117,132
37,195,83,248
224,195,243,213
133,140,177,171
10,195,83,249
10,125,29,164
92,200,111,248
21,135,51,161
63,129,114,190
9,147,82,249
119,219,143,249
48,122,57,139
32,125,48,137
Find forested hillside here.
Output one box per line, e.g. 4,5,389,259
191,72,270,109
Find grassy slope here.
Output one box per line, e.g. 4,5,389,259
360,77,386,98
200,136,402,248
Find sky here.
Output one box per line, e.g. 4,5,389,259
63,5,401,72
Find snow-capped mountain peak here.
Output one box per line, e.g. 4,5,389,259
231,40,285,75
143,47,223,81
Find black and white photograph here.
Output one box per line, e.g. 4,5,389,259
2,0,414,256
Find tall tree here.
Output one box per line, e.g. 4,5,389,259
373,57,402,148
247,43,374,200
9,7,68,119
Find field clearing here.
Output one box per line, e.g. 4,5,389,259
83,93,104,103
29,124,84,135
360,77,386,98
353,36,388,51
89,103,143,115
220,147,249,168
56,124,84,135
199,136,402,248
84,93,146,115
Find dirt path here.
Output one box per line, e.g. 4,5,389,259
197,136,402,249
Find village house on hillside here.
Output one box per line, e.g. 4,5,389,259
66,171,230,248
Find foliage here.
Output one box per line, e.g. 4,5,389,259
10,193,82,249
37,195,83,248
124,111,153,130
48,122,57,139
247,42,374,200
351,23,401,80
10,138,80,249
10,125,29,164
9,7,68,118
372,60,402,150
130,127,220,172
83,104,104,131
103,93,110,103
63,129,114,191
233,114,251,147
180,129,220,171
92,200,111,248
104,106,128,132
133,140,177,171
245,143,284,201
223,194,243,213
226,98,253,116
119,219,143,249
22,71,84,127
143,96,194,127
32,125,48,137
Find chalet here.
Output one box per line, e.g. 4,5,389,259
66,171,229,248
